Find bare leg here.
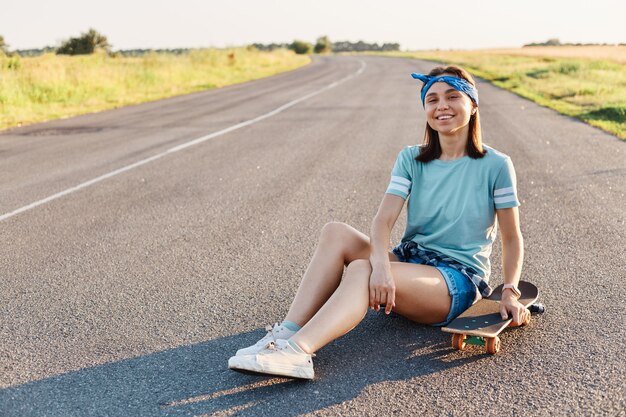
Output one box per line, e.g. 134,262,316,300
290,259,451,353
289,259,371,353
283,222,396,326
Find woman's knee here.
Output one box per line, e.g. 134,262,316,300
343,259,372,281
339,260,371,304
319,222,370,263
320,222,352,241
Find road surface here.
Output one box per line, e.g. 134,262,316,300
1,55,624,416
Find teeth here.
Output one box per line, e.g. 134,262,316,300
437,115,452,120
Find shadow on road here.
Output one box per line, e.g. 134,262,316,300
1,313,487,416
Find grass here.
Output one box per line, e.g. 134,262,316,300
3,46,623,140
370,47,626,140
0,48,310,130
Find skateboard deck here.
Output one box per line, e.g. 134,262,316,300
442,281,539,354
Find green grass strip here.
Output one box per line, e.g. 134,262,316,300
369,51,626,140
0,48,310,130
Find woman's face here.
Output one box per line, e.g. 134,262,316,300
424,77,476,135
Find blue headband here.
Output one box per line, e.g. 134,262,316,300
411,73,479,107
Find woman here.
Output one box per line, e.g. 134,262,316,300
228,65,527,380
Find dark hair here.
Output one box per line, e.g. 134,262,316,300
416,65,486,163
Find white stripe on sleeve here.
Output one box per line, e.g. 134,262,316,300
391,176,411,186
494,195,517,204
494,186,514,196
387,183,409,194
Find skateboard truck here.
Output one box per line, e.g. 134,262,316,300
451,334,502,354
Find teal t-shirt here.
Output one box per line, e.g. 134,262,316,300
386,144,520,281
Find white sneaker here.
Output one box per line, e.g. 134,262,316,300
236,323,296,356
228,339,315,380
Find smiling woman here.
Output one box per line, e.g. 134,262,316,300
228,64,528,380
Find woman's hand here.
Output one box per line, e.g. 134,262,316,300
499,292,529,326
369,266,396,314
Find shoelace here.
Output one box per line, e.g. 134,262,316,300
264,340,315,357
261,323,280,340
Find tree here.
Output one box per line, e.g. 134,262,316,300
57,28,111,55
289,40,312,55
0,35,8,55
524,38,562,47
314,36,332,54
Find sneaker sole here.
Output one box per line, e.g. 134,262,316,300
228,357,314,380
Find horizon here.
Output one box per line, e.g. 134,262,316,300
2,0,624,51
7,39,625,53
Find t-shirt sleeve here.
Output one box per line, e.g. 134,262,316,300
385,147,413,200
493,157,520,209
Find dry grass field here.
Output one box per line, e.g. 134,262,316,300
472,45,626,64
376,46,626,139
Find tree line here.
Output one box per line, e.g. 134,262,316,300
1,29,110,56
523,38,625,47
252,37,400,54
0,30,400,57
3,32,625,58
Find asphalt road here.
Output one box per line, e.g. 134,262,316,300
1,55,624,416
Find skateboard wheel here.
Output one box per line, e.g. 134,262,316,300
486,336,501,354
529,303,545,314
451,334,466,350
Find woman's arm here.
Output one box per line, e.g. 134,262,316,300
369,194,405,314
496,207,527,325
498,207,524,286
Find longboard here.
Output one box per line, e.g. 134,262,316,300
442,281,539,354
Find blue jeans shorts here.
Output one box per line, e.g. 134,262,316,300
393,248,478,326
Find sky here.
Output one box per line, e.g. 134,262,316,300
2,0,624,51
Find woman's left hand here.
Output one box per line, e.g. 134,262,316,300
499,293,529,326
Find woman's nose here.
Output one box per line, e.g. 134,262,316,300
437,100,450,110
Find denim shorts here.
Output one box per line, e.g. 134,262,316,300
392,248,478,326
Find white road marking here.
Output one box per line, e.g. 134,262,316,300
0,60,367,223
